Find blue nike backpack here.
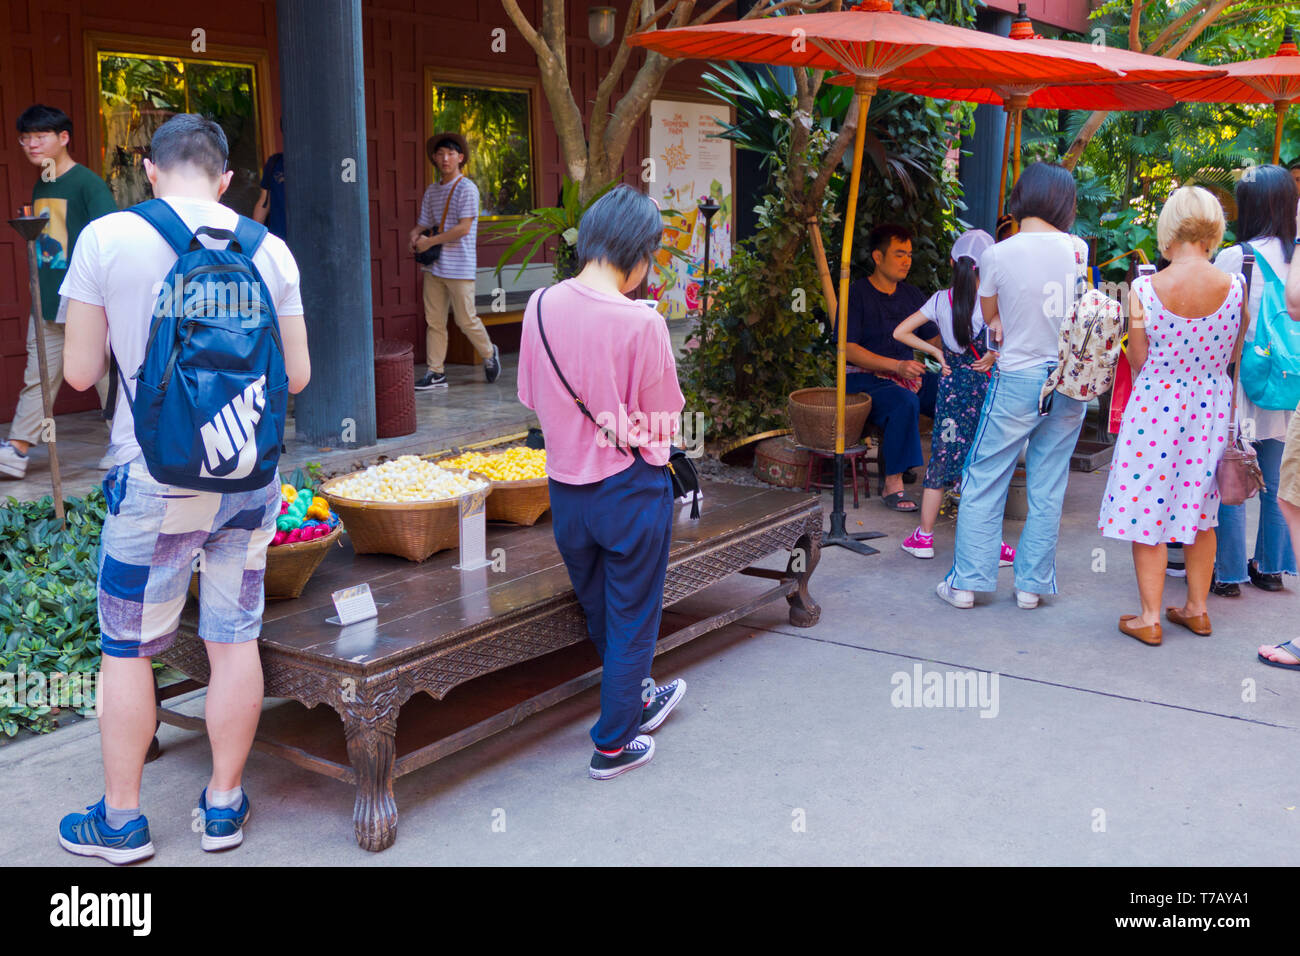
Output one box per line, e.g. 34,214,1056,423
108,199,288,492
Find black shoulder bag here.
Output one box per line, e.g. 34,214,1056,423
414,177,461,266
535,286,700,518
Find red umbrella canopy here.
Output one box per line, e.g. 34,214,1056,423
625,1,1125,86
1160,27,1300,105
1011,36,1227,86
832,75,1177,111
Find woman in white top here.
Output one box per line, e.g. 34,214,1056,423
938,163,1089,610
1210,165,1297,597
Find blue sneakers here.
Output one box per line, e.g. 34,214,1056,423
58,798,155,864
197,788,250,851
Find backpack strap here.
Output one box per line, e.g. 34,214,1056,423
128,198,196,255
1240,242,1256,304
231,216,269,258
1247,243,1284,286
1227,253,1254,437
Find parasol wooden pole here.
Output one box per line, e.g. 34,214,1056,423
1273,101,1287,165
20,237,65,525
1010,94,1028,186
836,77,876,458
808,219,837,330
997,107,1014,214
822,74,885,556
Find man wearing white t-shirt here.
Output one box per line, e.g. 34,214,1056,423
55,114,311,863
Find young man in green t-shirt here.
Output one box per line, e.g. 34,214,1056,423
1,104,117,479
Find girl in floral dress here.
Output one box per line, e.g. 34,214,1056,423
894,230,1011,565
1099,186,1243,646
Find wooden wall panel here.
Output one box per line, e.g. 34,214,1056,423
0,0,281,421
0,0,716,416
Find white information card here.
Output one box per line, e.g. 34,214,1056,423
455,487,492,571
329,583,378,626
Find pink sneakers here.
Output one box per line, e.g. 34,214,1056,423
902,527,935,559
903,531,1014,566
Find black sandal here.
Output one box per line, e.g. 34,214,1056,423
881,492,918,512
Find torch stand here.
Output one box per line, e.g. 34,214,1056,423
8,214,65,525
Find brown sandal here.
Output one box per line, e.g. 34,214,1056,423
1166,606,1212,636
1119,614,1162,646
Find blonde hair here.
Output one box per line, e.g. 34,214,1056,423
1156,186,1226,254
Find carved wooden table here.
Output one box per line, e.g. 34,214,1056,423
151,480,823,851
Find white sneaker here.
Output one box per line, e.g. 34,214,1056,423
1016,589,1040,609
0,441,28,479
936,580,974,609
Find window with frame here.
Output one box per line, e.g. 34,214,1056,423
95,50,263,215
429,80,535,220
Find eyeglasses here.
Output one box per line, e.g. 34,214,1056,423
18,132,55,146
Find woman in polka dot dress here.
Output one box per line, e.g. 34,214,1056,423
1099,187,1244,646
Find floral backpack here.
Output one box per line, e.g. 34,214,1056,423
1039,236,1123,412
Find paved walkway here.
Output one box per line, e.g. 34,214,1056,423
3,465,1296,866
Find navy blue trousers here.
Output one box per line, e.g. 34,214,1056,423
845,371,938,476
548,456,673,751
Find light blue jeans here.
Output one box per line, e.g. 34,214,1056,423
1214,437,1295,582
945,363,1087,594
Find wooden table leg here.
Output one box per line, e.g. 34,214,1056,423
786,530,822,627
343,697,400,851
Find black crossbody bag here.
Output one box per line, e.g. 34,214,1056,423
535,286,700,518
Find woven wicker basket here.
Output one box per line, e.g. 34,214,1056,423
486,477,550,525
320,471,492,562
788,388,872,451
188,524,343,601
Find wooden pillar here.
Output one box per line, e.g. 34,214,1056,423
276,0,377,448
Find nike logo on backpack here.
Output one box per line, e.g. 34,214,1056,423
198,376,266,481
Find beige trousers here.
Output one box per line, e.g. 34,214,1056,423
8,316,110,445
422,273,493,373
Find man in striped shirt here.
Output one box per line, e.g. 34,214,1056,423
409,132,500,389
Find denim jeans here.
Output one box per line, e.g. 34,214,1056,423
945,363,1087,594
1214,437,1295,582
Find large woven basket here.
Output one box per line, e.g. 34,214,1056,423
188,524,343,601
320,471,491,562
788,388,872,451
486,477,550,525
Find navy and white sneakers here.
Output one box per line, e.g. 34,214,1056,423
58,798,154,864
638,678,686,733
589,735,656,780
588,678,687,780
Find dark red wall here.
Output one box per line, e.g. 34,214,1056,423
0,0,714,420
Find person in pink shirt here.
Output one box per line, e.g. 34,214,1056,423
518,185,687,780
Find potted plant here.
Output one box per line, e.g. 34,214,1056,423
486,176,689,285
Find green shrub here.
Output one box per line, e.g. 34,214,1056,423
0,491,105,737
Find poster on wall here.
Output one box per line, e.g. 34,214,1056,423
647,100,733,320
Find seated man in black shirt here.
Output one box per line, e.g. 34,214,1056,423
842,224,940,512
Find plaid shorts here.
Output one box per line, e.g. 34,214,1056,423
98,458,280,659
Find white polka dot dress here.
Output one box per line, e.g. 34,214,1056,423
1098,273,1244,545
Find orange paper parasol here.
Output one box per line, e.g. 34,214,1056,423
1160,26,1300,164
